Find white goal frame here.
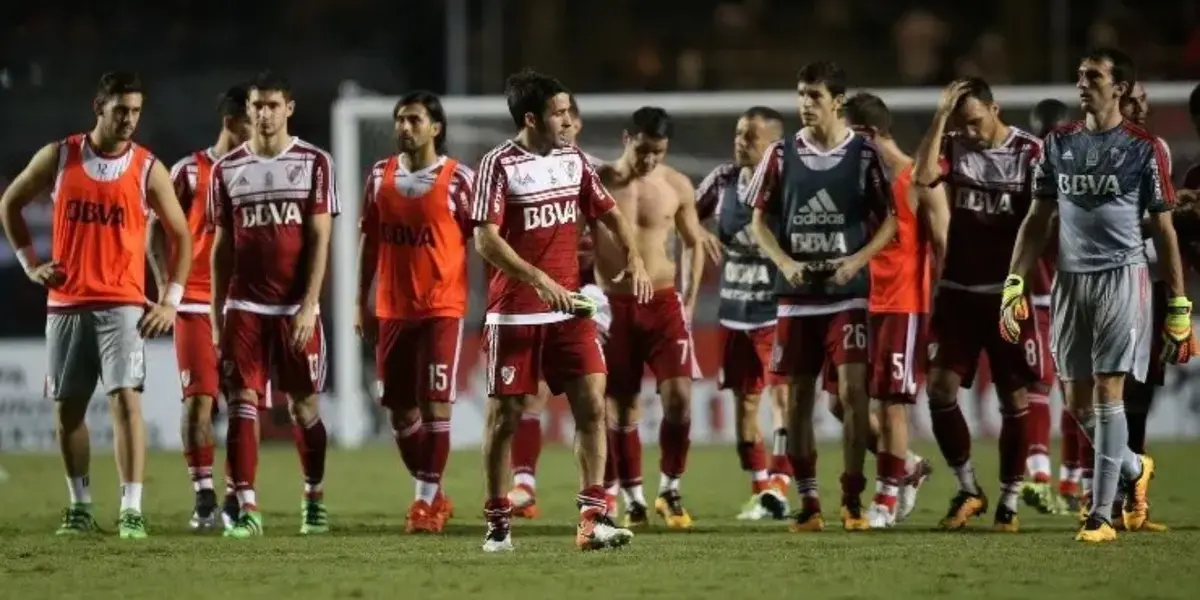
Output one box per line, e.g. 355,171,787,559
328,82,1199,447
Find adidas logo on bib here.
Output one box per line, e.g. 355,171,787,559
792,189,845,226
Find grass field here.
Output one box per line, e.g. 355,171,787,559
2,442,1200,600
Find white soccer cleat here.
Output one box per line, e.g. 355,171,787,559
190,510,220,531
736,494,771,520
577,513,633,550
482,524,514,553
897,458,933,522
867,502,897,529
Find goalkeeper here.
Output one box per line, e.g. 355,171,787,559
1001,48,1187,543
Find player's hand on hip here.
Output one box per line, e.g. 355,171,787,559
291,304,318,352
139,303,177,338
613,255,653,303
780,258,806,287
534,272,575,314
829,255,865,286
1161,296,1194,365
998,274,1029,344
26,261,65,288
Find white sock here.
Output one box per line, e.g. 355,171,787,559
953,461,980,495
67,476,91,505
624,484,647,506
752,470,769,483
658,474,681,494
120,482,143,513
999,482,1020,511
514,473,536,489
237,489,257,508
416,480,439,504
904,451,921,474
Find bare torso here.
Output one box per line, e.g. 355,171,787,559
594,164,684,293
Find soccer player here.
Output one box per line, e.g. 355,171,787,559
0,71,192,538
472,69,649,552
843,93,944,527
695,106,795,520
149,85,252,530
209,70,339,538
593,107,722,530
1004,48,1180,542
356,91,472,534
912,77,1047,532
747,61,897,531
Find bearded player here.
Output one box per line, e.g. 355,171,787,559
209,71,339,538
149,85,252,530
843,93,944,527
747,61,897,531
472,69,649,552
355,91,472,533
913,77,1046,532
592,107,722,530
695,106,795,520
0,71,192,538
1006,48,1179,542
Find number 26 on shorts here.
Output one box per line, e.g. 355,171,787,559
842,323,866,350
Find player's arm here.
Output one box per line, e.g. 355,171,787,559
915,182,950,272
745,142,802,284
670,171,710,309
208,167,234,340
1143,144,1186,298
0,143,59,277
144,159,193,306
148,160,192,296
913,81,968,187
587,162,651,300
355,169,381,341
1008,136,1059,280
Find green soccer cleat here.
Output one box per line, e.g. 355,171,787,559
300,498,329,535
569,292,597,318
118,509,148,539
55,503,100,535
224,510,263,538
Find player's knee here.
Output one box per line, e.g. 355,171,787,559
485,396,522,437
389,406,422,432
107,389,143,420
996,386,1030,412
659,378,691,423
423,401,452,422
55,400,88,430
183,395,215,426
827,394,844,421
287,395,320,426
609,395,639,428
926,373,958,408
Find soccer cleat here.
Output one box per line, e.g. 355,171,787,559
225,510,263,538
841,500,870,531
758,488,790,520
118,509,148,539
897,458,932,522
300,497,329,534
866,502,896,529
654,490,694,529
432,492,454,527
736,493,770,520
576,508,634,551
622,501,651,528
189,489,220,531
938,491,988,530
507,484,539,519
405,500,442,534
482,514,513,552
56,504,100,535
221,492,240,531
991,505,1020,533
569,292,598,318
1077,493,1091,524
1075,514,1117,543
605,491,619,518
789,507,825,532
1122,455,1155,531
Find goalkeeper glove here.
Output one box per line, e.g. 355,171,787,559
1161,296,1194,365
999,274,1029,344
569,292,597,318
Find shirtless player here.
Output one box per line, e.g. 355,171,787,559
593,107,722,529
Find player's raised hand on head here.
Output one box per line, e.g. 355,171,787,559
139,302,177,338
998,275,1029,344
26,261,65,288
936,80,973,117
291,304,318,352
534,272,575,314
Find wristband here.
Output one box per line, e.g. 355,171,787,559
163,282,185,308
15,246,39,273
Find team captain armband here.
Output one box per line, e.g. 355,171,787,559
163,282,185,308
15,246,39,273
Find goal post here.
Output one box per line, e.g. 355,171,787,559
328,83,1199,448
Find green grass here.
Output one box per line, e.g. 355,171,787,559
2,442,1199,600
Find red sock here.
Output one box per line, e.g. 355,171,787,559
184,442,215,491
615,424,643,487
603,427,619,489
929,402,972,467
392,418,427,479
511,411,541,477
576,484,607,515
874,452,906,508
226,402,260,507
292,417,328,499
659,419,691,478
1060,408,1080,470
999,407,1030,485
1026,399,1051,463
421,418,451,485
788,452,820,512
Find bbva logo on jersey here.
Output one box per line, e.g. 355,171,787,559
523,201,577,230
1057,173,1120,197
790,232,847,254
240,200,303,227
954,188,1014,215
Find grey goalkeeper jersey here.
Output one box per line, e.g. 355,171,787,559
1033,121,1174,273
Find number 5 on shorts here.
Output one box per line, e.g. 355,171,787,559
842,323,866,350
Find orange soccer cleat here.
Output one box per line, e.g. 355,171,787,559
433,492,454,526
508,484,540,519
405,500,443,534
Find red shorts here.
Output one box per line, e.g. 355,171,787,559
175,312,219,399
219,309,327,404
718,324,785,395
376,317,464,409
770,308,869,377
484,317,606,397
604,289,699,397
869,312,928,403
1144,281,1168,386
928,288,1044,393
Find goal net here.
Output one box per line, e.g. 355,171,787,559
329,83,1200,448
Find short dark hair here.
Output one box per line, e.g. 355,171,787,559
742,106,784,124
1084,47,1136,89
395,90,448,155
95,71,143,103
568,94,580,118
248,70,292,99
955,77,994,109
505,68,570,130
625,106,673,139
843,93,892,137
797,61,847,98
1029,99,1070,138
217,85,249,119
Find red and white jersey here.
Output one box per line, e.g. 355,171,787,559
470,140,616,324
207,137,339,315
934,127,1043,292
